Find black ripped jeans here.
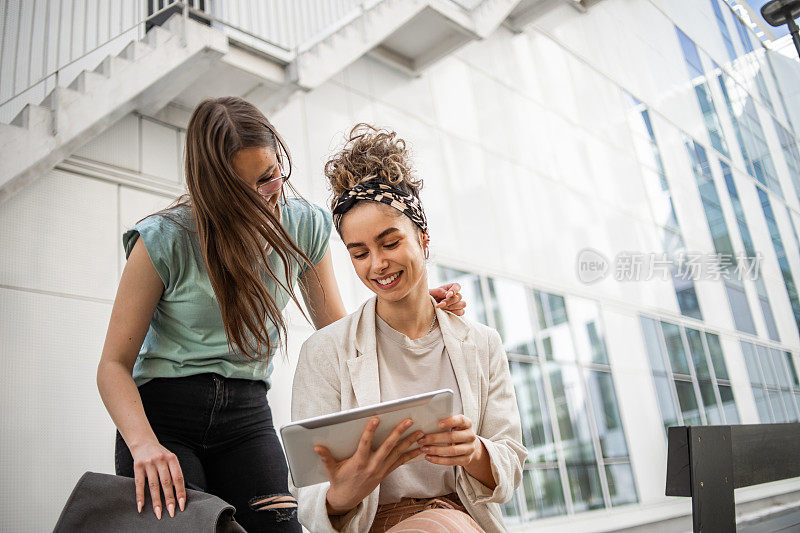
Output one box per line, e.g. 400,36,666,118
115,373,301,532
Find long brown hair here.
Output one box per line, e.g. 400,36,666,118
158,97,317,361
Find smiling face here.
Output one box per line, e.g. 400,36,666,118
231,146,284,211
340,201,429,304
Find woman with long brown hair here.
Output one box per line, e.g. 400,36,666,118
96,97,465,532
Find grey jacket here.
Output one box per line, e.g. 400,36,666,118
54,472,246,532
289,297,526,533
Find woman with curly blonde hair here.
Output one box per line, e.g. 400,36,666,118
290,124,525,533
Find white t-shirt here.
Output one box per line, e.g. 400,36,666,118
375,314,464,505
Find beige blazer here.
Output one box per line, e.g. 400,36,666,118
289,296,526,533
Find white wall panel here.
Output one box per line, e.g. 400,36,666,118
141,119,180,184
75,114,141,172
303,82,354,199
118,187,178,279
429,58,481,144
0,169,119,301
0,288,115,532
368,56,437,124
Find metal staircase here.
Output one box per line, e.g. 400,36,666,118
0,13,227,204
0,0,601,205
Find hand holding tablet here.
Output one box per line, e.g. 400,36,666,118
317,416,425,515
281,389,454,488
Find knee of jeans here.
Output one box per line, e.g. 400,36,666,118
248,493,297,521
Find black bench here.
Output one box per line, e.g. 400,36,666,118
665,423,800,532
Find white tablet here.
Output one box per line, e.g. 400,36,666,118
281,389,454,488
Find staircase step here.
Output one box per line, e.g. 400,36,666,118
68,70,106,94
164,12,186,35
41,86,81,110
10,104,52,134
118,40,153,61
144,25,172,48
93,54,130,77
40,87,82,135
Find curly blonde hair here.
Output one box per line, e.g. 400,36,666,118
324,123,423,211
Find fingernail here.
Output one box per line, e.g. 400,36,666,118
422,446,430,452
168,503,175,517
179,498,185,512
137,501,142,513
155,506,162,520
371,418,379,427
404,419,413,428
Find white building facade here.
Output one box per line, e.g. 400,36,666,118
1,0,800,531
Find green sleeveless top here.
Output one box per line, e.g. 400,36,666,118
123,198,332,387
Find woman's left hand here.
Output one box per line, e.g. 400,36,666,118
417,414,482,467
418,414,497,489
430,283,466,316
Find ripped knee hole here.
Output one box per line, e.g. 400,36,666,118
249,494,298,512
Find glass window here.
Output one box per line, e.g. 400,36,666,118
676,27,704,78
705,333,729,380
710,0,737,62
774,119,800,206
441,267,638,517
732,17,774,112
781,390,798,421
718,384,740,424
535,291,568,328
566,464,605,512
753,386,773,422
662,322,691,375
568,297,610,365
434,266,487,324
721,160,781,341
510,361,557,463
724,281,757,335
758,187,800,337
786,352,799,388
684,138,757,334
771,348,791,388
549,366,595,463
523,468,566,518
486,278,536,356
699,381,723,424
741,341,763,385
654,374,681,431
675,380,703,425
717,71,781,196
605,463,638,506
641,317,668,374
756,344,778,386
675,30,729,157
624,91,703,321
686,328,710,379
768,390,787,422
584,370,628,458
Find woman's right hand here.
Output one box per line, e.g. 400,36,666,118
316,417,424,515
130,440,186,519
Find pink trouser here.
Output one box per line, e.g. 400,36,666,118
369,493,485,533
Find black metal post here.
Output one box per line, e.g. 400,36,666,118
788,14,800,60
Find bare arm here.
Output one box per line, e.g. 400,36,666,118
96,238,185,518
298,247,347,330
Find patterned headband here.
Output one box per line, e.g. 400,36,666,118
331,179,428,234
